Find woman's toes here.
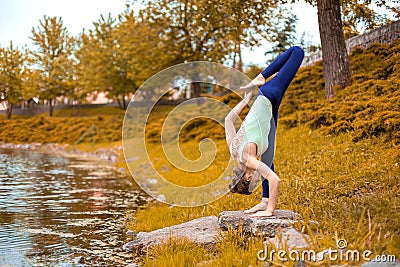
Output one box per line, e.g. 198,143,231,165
243,208,256,214
249,210,274,217
243,203,268,214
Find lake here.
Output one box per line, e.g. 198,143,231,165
0,148,147,266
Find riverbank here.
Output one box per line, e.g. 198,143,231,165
2,125,399,266
129,125,399,266
0,141,125,170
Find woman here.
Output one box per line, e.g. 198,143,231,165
225,46,304,217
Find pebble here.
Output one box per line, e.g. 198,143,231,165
126,230,136,237
73,256,84,264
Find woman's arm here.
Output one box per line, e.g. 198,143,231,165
244,154,280,215
225,91,253,146
239,144,278,181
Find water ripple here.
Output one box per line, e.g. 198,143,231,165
0,148,146,266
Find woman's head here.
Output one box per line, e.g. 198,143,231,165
229,165,255,195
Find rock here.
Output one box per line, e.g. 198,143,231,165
218,210,310,249
123,216,218,253
124,210,316,255
147,178,157,185
126,230,136,237
156,194,166,202
73,256,85,264
268,227,309,249
218,210,299,236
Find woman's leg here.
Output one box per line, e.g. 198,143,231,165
248,47,303,217
243,170,271,213
244,115,277,214
250,170,280,217
259,46,304,108
241,46,304,94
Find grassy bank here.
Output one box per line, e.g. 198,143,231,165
127,41,400,266
0,106,125,144
131,126,399,266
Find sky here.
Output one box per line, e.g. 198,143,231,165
0,0,320,67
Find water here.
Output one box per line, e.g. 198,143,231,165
0,148,147,267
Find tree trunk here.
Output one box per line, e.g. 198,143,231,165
116,97,122,110
238,44,243,72
232,43,237,69
122,95,127,110
49,99,54,117
6,103,13,120
317,0,352,99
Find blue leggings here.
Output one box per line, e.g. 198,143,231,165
258,46,304,198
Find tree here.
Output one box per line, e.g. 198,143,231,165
341,0,399,38
0,42,26,119
21,68,42,108
284,0,399,99
30,16,75,116
76,14,134,109
116,10,173,103
121,0,297,98
223,0,294,70
317,0,352,99
264,7,298,63
138,0,234,64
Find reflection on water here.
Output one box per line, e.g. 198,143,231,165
0,148,147,266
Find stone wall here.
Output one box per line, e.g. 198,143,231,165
301,20,400,67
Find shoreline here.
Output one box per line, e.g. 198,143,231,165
0,142,125,172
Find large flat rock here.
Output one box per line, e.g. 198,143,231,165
218,210,300,236
124,210,313,253
218,210,309,249
123,216,218,253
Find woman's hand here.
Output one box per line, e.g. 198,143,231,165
244,90,253,104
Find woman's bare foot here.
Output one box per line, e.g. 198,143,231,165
240,73,265,93
243,198,268,214
249,210,274,217
240,82,257,93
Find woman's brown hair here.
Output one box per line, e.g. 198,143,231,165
229,166,252,195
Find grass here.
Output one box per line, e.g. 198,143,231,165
280,41,400,147
126,41,400,266
129,125,399,266
0,113,123,144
